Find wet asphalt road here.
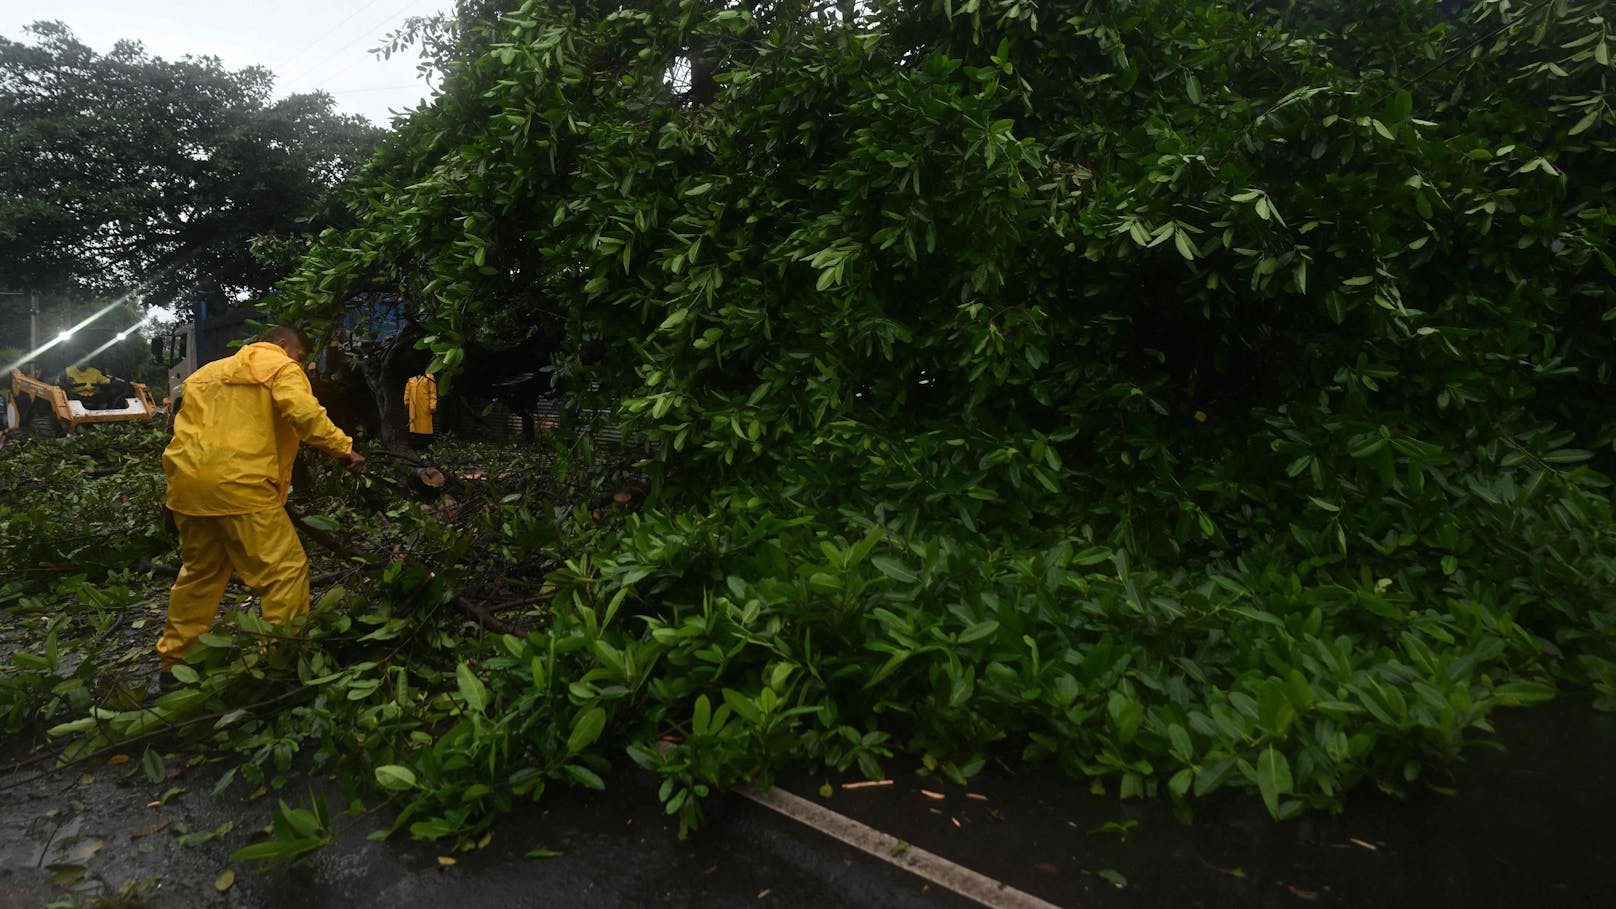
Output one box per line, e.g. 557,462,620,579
0,750,972,909
2,699,1613,908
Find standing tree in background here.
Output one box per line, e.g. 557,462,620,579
0,20,381,337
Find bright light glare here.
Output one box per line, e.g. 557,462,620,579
1,250,200,376
1,301,130,377
70,320,148,371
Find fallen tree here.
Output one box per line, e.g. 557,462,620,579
267,0,1616,836
6,0,1614,858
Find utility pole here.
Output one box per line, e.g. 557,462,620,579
0,288,31,372
29,290,38,373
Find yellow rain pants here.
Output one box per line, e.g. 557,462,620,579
157,508,309,667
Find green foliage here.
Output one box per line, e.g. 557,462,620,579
265,0,1616,827
230,798,332,862
6,0,1616,863
0,426,177,733
0,21,381,308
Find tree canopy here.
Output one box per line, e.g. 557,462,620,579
0,21,381,315
230,0,1616,835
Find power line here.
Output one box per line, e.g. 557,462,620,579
285,0,439,88
1366,0,1559,109
268,0,388,74
325,82,428,94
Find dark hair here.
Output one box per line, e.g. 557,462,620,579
263,325,312,350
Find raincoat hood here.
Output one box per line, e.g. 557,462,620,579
223,342,301,386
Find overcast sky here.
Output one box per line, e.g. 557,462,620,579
0,0,453,126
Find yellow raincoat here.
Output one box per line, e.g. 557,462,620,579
164,342,353,515
157,342,354,666
405,374,437,435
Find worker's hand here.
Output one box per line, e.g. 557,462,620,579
342,451,368,475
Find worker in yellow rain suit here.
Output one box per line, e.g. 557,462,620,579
65,365,111,397
157,326,367,677
404,372,438,448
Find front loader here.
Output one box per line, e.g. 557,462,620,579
6,368,159,438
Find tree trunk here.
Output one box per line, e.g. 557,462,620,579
354,320,424,455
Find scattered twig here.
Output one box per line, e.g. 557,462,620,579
446,594,512,635
287,503,511,634
0,684,315,792
368,449,428,467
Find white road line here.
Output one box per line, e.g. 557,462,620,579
741,785,1068,909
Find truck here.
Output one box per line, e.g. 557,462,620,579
148,300,253,402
